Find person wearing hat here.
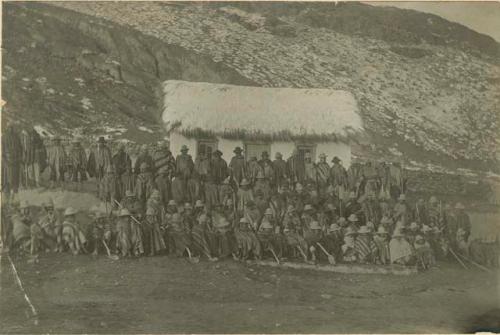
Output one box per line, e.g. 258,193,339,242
330,157,349,203
246,156,260,185
120,159,136,200
253,167,272,201
203,149,228,208
414,198,429,226
354,225,377,264
218,176,234,212
38,198,60,252
414,234,435,269
142,207,167,256
68,138,88,189
345,192,362,224
191,214,217,260
374,226,390,265
347,214,360,231
389,228,415,265
47,136,67,188
154,160,171,210
61,207,87,255
272,152,288,189
314,153,330,197
342,227,357,263
121,190,142,216
406,221,420,245
286,149,305,185
133,144,153,176
168,212,192,257
87,136,112,195
175,145,194,195
151,141,174,176
112,143,132,178
2,124,23,199
428,195,443,229
301,204,316,227
115,208,132,257
101,164,122,207
229,146,247,185
146,189,162,220
323,222,343,261
135,162,156,209
393,194,410,225
89,210,112,256
258,151,275,186
361,192,382,228
257,214,285,260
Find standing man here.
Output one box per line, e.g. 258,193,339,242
152,141,175,177
20,127,47,189
287,149,305,186
2,124,23,200
229,147,247,185
87,137,113,196
273,152,288,190
330,156,349,201
205,150,228,208
315,153,330,196
134,144,154,175
258,151,275,188
68,139,88,190
47,136,67,189
112,143,132,178
175,145,195,197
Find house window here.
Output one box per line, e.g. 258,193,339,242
197,139,217,158
245,142,271,161
296,143,316,162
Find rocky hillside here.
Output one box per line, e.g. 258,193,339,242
2,2,499,174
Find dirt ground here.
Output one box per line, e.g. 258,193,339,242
1,252,498,334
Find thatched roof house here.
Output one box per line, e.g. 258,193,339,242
162,80,364,165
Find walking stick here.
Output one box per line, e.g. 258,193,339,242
456,251,492,273
102,240,119,260
316,242,336,265
449,248,468,269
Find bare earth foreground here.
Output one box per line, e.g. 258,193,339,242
1,252,498,334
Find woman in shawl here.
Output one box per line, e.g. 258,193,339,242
143,207,167,256
115,208,132,257
60,207,87,255
191,214,217,261
135,162,156,209
373,226,391,265
354,225,377,264
389,228,415,265
47,137,67,188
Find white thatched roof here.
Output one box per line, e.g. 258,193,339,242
161,80,363,142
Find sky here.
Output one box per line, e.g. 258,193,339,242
368,1,500,42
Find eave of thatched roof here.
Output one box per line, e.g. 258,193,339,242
161,80,364,143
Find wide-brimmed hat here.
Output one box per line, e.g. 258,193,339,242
319,153,327,159
349,191,357,199
195,200,204,208
167,200,177,207
287,205,296,213
398,194,406,201
422,225,432,233
345,227,356,236
358,226,370,234
415,235,424,242
295,183,304,191
146,207,156,216
366,221,375,231
261,151,269,158
328,223,341,232
180,145,189,152
240,178,250,186
233,147,243,153
140,162,149,170
213,150,223,156
303,204,314,212
223,176,231,184
275,152,283,158
94,211,107,219
256,171,265,179
455,202,465,209
150,190,160,198
184,202,193,210
97,136,106,143
260,219,273,230
264,208,274,215
239,217,249,224
376,226,388,235
409,222,419,230
118,208,131,217
380,216,392,224
44,198,55,208
338,217,347,225
125,190,135,197
198,214,209,223
348,214,358,222
64,207,78,216
392,228,404,238
332,156,341,163
309,221,321,230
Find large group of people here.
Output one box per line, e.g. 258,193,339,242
2,126,474,270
